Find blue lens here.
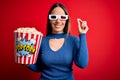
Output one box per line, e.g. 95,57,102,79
51,15,56,19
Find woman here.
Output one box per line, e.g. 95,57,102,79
28,3,89,80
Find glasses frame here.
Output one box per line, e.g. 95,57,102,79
49,14,68,20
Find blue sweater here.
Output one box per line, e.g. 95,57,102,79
28,33,88,80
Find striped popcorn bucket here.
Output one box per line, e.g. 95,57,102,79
14,31,43,64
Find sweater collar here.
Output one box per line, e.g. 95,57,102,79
48,33,67,39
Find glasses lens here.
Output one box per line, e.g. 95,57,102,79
60,15,68,20
51,15,56,19
49,15,57,20
61,16,66,19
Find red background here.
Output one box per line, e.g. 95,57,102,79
0,0,120,80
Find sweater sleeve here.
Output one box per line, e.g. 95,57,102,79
27,53,42,72
73,34,89,68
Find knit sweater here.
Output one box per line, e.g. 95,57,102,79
28,33,88,80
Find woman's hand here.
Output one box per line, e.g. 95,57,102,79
77,18,89,34
22,64,30,67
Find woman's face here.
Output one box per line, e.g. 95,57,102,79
50,7,67,34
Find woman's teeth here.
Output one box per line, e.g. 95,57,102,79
55,24,61,28
56,25,61,28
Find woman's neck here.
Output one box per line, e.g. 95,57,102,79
52,31,64,34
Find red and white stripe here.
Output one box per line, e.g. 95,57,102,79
14,32,42,64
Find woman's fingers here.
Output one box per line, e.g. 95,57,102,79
77,18,83,22
77,18,89,34
82,21,87,29
77,18,82,33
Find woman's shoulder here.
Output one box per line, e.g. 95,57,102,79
68,34,79,40
40,36,49,44
41,36,49,42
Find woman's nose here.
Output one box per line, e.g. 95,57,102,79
56,18,61,22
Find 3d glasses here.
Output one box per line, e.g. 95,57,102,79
49,14,68,20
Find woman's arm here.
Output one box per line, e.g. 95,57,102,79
73,34,88,68
27,54,42,72
73,18,89,68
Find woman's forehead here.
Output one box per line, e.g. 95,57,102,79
51,7,65,15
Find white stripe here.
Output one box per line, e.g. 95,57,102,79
17,33,21,63
26,57,28,64
23,33,26,38
28,33,31,40
21,56,24,64
33,34,37,64
26,34,31,64
33,34,41,63
30,55,33,64
30,34,36,64
21,33,26,64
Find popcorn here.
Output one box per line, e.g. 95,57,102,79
14,27,42,35
14,27,43,64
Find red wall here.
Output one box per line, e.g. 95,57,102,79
1,0,120,80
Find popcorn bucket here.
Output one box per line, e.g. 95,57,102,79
14,28,43,64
